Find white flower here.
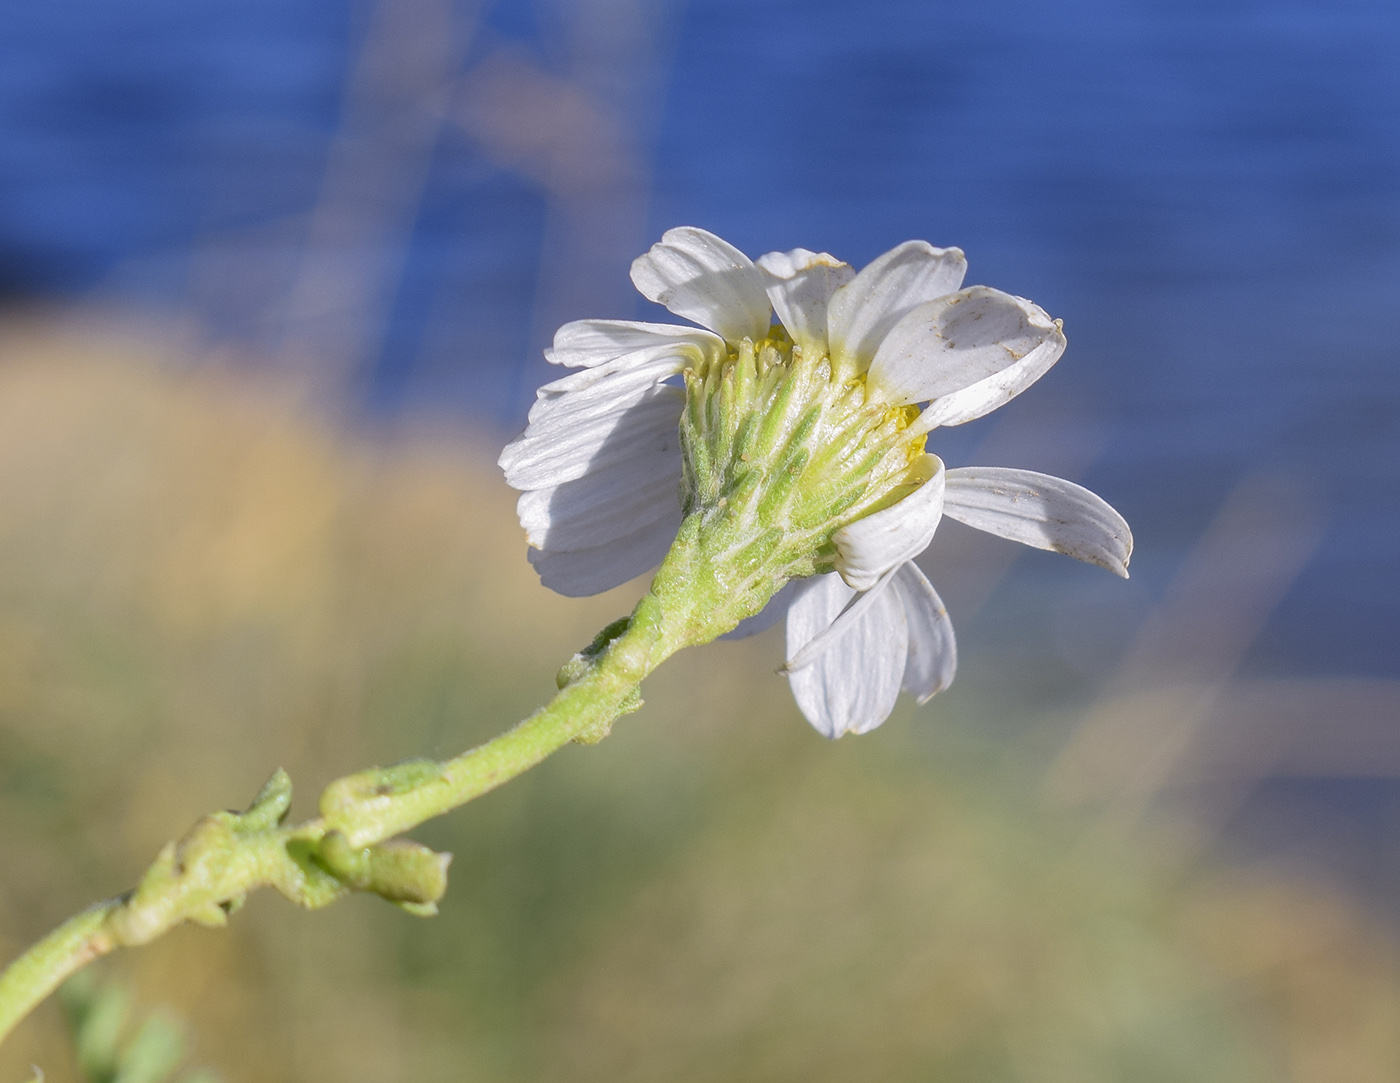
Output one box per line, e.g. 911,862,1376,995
500,227,1132,738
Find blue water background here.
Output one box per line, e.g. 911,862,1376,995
1,0,1396,694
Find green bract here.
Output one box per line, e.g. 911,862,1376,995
678,328,928,625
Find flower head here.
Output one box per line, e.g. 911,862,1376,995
500,228,1131,737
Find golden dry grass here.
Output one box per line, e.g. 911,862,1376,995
0,317,1398,1082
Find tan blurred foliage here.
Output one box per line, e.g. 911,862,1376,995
2,317,1400,1082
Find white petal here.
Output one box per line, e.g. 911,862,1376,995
915,338,1064,427
755,248,854,354
832,454,945,590
499,384,683,491
784,573,907,738
943,467,1133,577
893,563,957,702
721,579,799,640
527,510,681,597
528,350,684,421
629,227,771,344
517,453,682,550
783,566,899,671
826,241,967,370
868,287,1065,425
784,571,856,657
546,318,725,368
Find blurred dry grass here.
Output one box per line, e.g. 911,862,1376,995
2,316,1400,1082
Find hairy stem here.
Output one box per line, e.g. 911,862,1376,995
0,904,119,1045
0,578,691,1050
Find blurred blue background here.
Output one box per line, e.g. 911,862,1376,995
2,1,1400,1077
3,0,1397,671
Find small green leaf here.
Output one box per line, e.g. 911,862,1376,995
234,769,293,834
111,1013,184,1083
60,973,129,1081
314,832,451,907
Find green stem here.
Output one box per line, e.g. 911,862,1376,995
0,903,119,1045
0,578,693,1050
319,589,676,846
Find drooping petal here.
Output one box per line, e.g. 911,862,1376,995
783,566,899,671
755,248,854,355
826,241,967,370
546,318,725,368
784,572,907,737
867,287,1065,426
516,450,682,550
629,227,771,344
527,510,681,597
498,384,684,491
943,467,1133,577
784,572,855,659
721,579,800,640
893,562,957,702
832,454,945,590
